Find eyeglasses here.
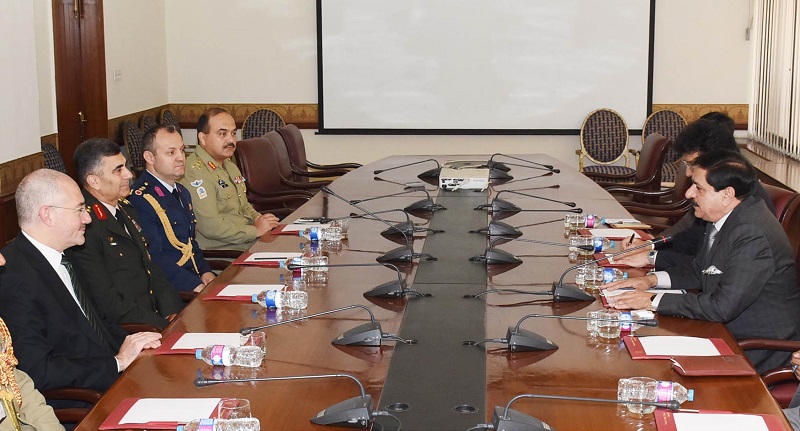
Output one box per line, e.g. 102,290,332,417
47,205,86,215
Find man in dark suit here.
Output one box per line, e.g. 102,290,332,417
128,125,215,292
0,169,161,392
605,150,800,373
70,139,183,330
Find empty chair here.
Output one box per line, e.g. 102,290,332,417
241,108,285,140
42,143,67,173
123,120,145,176
278,124,361,182
159,108,182,135
577,108,633,180
642,110,687,183
585,133,671,199
262,131,333,193
233,136,314,217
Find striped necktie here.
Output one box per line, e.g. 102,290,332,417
60,255,114,353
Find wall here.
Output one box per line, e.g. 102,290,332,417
33,0,57,137
104,0,169,118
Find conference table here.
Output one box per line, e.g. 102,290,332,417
76,155,792,431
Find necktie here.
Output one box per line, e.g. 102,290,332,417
60,256,114,353
172,188,184,207
704,225,718,256
114,209,126,229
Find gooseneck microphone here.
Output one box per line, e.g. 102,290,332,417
473,207,583,238
351,188,446,212
241,304,415,346
195,373,374,428
373,158,441,179
299,208,442,236
287,262,429,298
469,236,595,265
475,190,576,212
487,153,561,173
322,186,436,263
488,393,680,431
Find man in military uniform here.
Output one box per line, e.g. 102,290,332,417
129,124,215,292
179,108,279,251
71,138,183,330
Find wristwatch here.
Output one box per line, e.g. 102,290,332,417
647,250,657,266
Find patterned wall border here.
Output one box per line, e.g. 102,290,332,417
169,103,319,130
652,104,748,129
0,152,45,197
107,104,170,145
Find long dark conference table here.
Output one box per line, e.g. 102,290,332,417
76,155,792,431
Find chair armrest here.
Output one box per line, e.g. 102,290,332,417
292,165,351,178
43,387,103,404
179,291,198,303
621,202,691,219
249,190,316,199
605,186,673,198
307,161,362,170
762,367,797,387
584,172,637,182
738,338,800,352
203,249,244,259
280,176,330,190
120,323,162,334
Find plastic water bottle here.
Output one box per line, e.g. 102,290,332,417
655,381,694,404
195,345,264,367
585,214,603,228
281,256,328,271
299,226,342,242
177,418,261,431
593,237,615,252
602,268,628,283
252,289,308,310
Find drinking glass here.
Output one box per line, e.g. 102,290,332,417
596,310,621,339
617,377,658,416
240,330,267,356
217,398,252,419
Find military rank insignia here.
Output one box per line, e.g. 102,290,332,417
92,203,107,220
233,175,246,184
154,186,165,197
218,179,229,188
208,161,218,170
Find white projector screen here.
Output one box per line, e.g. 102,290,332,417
317,0,654,134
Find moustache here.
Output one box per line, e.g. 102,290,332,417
224,142,236,149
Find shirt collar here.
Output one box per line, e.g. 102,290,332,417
100,201,118,218
713,209,733,232
21,230,65,270
146,169,175,193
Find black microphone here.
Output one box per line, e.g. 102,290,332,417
322,186,436,263
469,236,595,265
318,208,442,236
287,262,428,298
241,304,415,346
351,188,446,213
490,393,680,431
487,153,561,173
373,158,441,179
473,208,583,238
476,190,576,212
552,236,672,301
195,373,374,428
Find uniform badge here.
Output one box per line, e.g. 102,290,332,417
218,179,229,189
108,236,117,246
208,161,217,170
131,218,143,232
92,203,107,220
197,186,208,199
154,186,165,197
190,179,203,187
134,190,143,195
233,176,246,184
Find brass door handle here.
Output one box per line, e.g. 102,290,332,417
78,111,87,138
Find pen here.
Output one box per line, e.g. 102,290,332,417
627,233,635,246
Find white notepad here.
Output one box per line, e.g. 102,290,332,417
244,252,302,262
639,336,721,357
672,413,768,431
217,284,283,297
171,333,243,350
119,398,221,424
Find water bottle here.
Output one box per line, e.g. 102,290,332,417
593,237,615,252
602,268,628,283
177,418,261,431
195,345,264,367
655,381,694,404
585,214,603,228
281,256,328,272
252,289,308,310
299,226,342,242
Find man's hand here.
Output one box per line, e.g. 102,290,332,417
605,290,653,310
254,213,280,236
613,251,651,268
115,332,162,371
602,274,657,292
792,351,800,380
201,272,216,285
622,238,651,251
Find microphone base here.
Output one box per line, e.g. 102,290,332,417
377,245,415,263
404,199,446,213
552,282,596,302
332,321,383,347
487,161,511,172
483,247,523,265
380,222,414,237
492,406,552,431
506,327,559,352
310,395,374,428
490,199,522,213
486,221,523,237
489,168,513,181
417,167,441,179
363,280,406,298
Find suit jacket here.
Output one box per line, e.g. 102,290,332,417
178,146,262,251
128,171,213,292
660,197,800,373
0,233,127,392
69,190,183,330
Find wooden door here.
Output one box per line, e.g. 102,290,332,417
52,0,108,178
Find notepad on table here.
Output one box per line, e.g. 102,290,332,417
273,222,331,235
155,332,243,355
203,284,283,301
231,251,302,267
655,411,787,431
99,398,221,429
623,335,735,359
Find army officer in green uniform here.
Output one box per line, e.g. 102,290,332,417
179,108,279,251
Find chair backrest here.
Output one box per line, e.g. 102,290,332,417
633,133,671,187
762,183,800,275
140,115,158,134
242,109,285,140
669,163,691,203
234,137,284,196
159,109,182,135
123,120,145,170
262,131,298,187
580,108,629,165
42,143,67,173
277,124,309,172
642,110,687,163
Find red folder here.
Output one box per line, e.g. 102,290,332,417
202,284,255,302
98,398,219,429
670,355,756,376
654,411,788,431
231,252,287,267
154,332,198,355
622,336,735,360
578,229,652,241
270,223,304,236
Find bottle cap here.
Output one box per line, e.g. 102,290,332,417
252,294,259,303
177,427,184,431
687,389,695,402
195,349,202,360
623,272,628,279
609,240,616,247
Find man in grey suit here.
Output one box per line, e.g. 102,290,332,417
605,150,800,373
